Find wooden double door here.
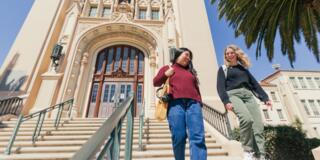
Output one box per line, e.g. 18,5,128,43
86,45,144,118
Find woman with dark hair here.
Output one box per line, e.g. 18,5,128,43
153,48,207,160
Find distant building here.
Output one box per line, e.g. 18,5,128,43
260,70,320,138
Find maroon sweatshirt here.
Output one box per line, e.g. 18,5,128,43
153,64,202,103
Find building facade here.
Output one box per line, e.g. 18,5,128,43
0,0,220,118
260,70,320,138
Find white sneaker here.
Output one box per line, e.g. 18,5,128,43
243,151,255,160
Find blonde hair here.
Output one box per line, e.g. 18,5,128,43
223,44,251,68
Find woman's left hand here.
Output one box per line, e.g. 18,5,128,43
265,100,273,110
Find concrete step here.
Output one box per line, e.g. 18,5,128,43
0,153,73,160
120,148,228,158
130,156,242,160
0,126,100,132
121,129,171,134
119,137,216,145
0,146,81,154
120,132,213,139
0,135,91,142
0,130,96,136
120,143,223,151
0,140,86,147
0,123,103,128
8,118,107,121
1,119,105,125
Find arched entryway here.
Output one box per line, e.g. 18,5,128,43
86,44,144,118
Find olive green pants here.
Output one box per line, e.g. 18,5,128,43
227,87,265,154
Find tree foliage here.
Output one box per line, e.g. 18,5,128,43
211,0,320,66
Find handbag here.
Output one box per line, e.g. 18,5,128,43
155,78,170,121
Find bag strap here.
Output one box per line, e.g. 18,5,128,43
164,78,170,92
222,65,228,78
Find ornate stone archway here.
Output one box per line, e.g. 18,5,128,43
62,23,160,117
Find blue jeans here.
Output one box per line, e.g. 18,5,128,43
167,98,207,160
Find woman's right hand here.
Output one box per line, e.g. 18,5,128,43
165,66,174,77
225,103,233,111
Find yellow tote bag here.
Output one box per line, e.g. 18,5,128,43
155,78,170,121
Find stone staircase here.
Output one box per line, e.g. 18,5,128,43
121,118,241,160
0,117,241,160
0,118,104,159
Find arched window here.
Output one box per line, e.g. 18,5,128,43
87,45,145,118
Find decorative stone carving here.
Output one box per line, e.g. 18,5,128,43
76,23,97,36
151,0,161,7
89,0,99,3
81,52,89,64
112,68,128,77
138,0,147,7
103,0,112,3
111,0,134,22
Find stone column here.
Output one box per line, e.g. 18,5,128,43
147,53,156,118
146,0,151,20
73,52,89,117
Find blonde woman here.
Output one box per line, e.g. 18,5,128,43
217,44,272,160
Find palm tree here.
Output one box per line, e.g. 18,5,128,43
211,0,320,66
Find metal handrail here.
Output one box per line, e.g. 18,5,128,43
0,97,24,116
4,99,74,155
202,102,232,139
71,94,134,160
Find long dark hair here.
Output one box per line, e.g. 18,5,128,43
171,47,200,85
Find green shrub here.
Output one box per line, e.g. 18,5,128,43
232,123,320,160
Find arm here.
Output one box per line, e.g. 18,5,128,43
217,67,231,105
153,65,169,87
246,69,269,102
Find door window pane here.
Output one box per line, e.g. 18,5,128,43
91,84,99,103
137,84,143,103
96,52,105,74
105,48,114,73
138,52,144,74
126,85,132,97
114,47,121,70
122,47,129,71
102,85,110,102
120,85,126,102
129,49,136,74
109,85,116,102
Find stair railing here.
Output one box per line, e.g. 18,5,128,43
138,100,145,151
4,99,74,155
71,93,134,160
0,96,25,116
202,102,233,139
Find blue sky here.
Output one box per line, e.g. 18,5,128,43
0,0,319,80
